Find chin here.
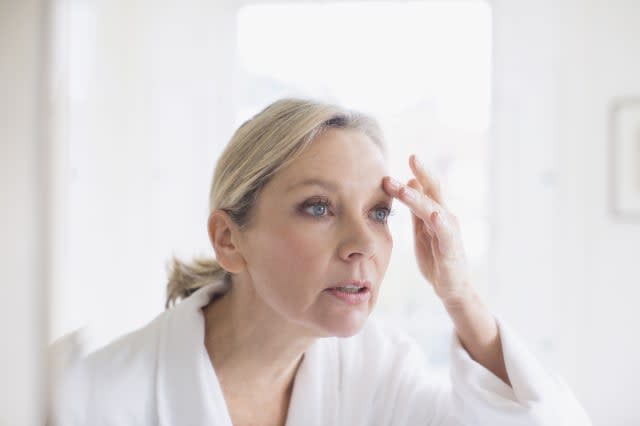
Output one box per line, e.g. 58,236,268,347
325,314,369,338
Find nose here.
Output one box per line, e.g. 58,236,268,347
337,214,377,261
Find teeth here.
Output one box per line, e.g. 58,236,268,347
336,285,362,293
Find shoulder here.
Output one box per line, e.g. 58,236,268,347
83,312,165,382
56,311,168,425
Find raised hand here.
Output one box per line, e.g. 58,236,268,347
383,155,471,308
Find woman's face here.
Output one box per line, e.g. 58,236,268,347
236,128,393,338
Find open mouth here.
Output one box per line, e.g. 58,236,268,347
330,285,368,294
324,283,372,305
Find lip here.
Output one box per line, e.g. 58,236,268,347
325,280,372,291
323,280,373,306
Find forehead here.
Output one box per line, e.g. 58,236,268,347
270,128,388,193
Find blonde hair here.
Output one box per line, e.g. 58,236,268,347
165,98,385,308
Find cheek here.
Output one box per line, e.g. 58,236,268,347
249,225,330,279
378,231,394,269
276,231,325,267
384,231,393,255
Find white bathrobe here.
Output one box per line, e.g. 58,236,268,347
54,280,591,425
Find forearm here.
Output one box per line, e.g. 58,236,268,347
445,289,511,386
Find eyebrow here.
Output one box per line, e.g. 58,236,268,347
284,178,339,193
284,177,390,198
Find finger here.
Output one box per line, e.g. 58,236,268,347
383,176,462,262
405,177,458,258
407,179,435,238
383,176,442,223
431,211,463,259
407,178,423,193
409,155,445,206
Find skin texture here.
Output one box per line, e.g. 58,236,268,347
204,128,509,426
231,128,393,339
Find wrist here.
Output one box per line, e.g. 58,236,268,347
444,287,496,336
444,288,498,349
441,284,477,313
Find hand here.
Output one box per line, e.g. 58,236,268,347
383,155,472,308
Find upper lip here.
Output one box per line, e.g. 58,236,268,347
325,280,372,290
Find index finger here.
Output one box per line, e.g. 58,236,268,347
382,176,442,221
409,154,445,206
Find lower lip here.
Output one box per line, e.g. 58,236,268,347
325,287,371,305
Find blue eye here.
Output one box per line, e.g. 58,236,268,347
371,207,391,223
301,199,331,217
309,203,327,216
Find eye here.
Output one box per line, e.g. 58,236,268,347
308,203,328,217
370,206,391,223
300,198,332,218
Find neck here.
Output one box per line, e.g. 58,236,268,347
203,280,315,396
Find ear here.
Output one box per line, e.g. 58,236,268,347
207,210,246,274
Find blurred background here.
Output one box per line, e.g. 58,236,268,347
1,0,639,425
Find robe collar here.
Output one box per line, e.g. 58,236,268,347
155,281,341,426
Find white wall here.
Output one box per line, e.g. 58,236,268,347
0,1,49,424
555,2,640,424
492,1,640,424
49,0,237,350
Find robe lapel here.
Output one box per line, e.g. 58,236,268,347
285,337,341,426
155,281,342,426
156,283,233,426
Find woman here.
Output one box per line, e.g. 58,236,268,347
55,99,590,425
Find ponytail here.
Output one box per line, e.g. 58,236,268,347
165,257,228,308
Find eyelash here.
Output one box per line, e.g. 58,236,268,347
298,197,394,224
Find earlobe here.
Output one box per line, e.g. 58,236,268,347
207,210,246,274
